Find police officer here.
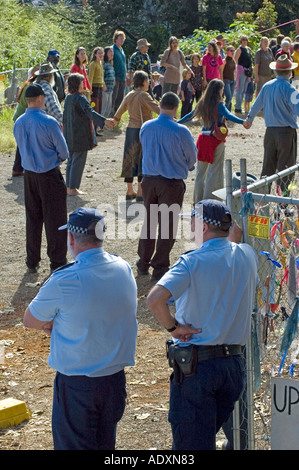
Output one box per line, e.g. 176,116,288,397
23,207,138,450
147,199,258,450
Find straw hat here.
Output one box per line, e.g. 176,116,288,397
269,54,298,71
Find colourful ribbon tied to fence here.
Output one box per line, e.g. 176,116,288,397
260,251,282,268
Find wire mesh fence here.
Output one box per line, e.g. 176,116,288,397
225,158,299,450
0,65,70,108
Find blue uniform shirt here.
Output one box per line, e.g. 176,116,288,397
158,238,258,346
247,75,299,127
140,113,197,179
13,107,69,173
29,248,138,376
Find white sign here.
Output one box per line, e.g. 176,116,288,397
271,377,299,449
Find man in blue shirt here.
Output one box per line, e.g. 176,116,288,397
13,83,69,272
147,199,258,450
112,30,127,113
137,92,197,280
245,54,299,196
23,207,138,450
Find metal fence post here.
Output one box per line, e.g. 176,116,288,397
225,159,233,211
240,158,255,450
225,158,242,450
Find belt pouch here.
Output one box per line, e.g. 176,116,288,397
167,342,198,382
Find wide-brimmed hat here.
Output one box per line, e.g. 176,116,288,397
269,54,298,71
137,38,151,50
34,62,55,76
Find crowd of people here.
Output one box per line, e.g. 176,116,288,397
8,25,299,451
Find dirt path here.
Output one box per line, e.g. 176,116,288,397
0,116,266,450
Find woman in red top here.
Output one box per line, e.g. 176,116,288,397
70,47,91,100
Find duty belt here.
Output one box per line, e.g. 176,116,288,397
195,344,242,362
166,342,243,385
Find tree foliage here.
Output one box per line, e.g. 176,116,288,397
179,0,297,56
0,0,96,70
254,0,279,36
0,0,298,72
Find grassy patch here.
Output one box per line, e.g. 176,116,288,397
0,107,16,154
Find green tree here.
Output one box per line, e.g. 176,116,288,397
254,0,279,36
0,0,97,71
90,0,200,59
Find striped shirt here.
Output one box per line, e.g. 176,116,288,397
37,79,63,125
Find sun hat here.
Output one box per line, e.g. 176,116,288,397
137,38,151,50
269,54,298,71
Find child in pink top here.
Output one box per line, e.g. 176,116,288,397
202,42,224,87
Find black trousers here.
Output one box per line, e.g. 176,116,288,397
13,146,23,173
137,175,185,278
24,167,67,270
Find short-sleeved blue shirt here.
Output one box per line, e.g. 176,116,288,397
158,238,258,346
29,248,138,376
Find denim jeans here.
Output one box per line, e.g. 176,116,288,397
168,354,245,450
235,72,248,111
223,79,235,111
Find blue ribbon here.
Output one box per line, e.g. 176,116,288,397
260,251,282,268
